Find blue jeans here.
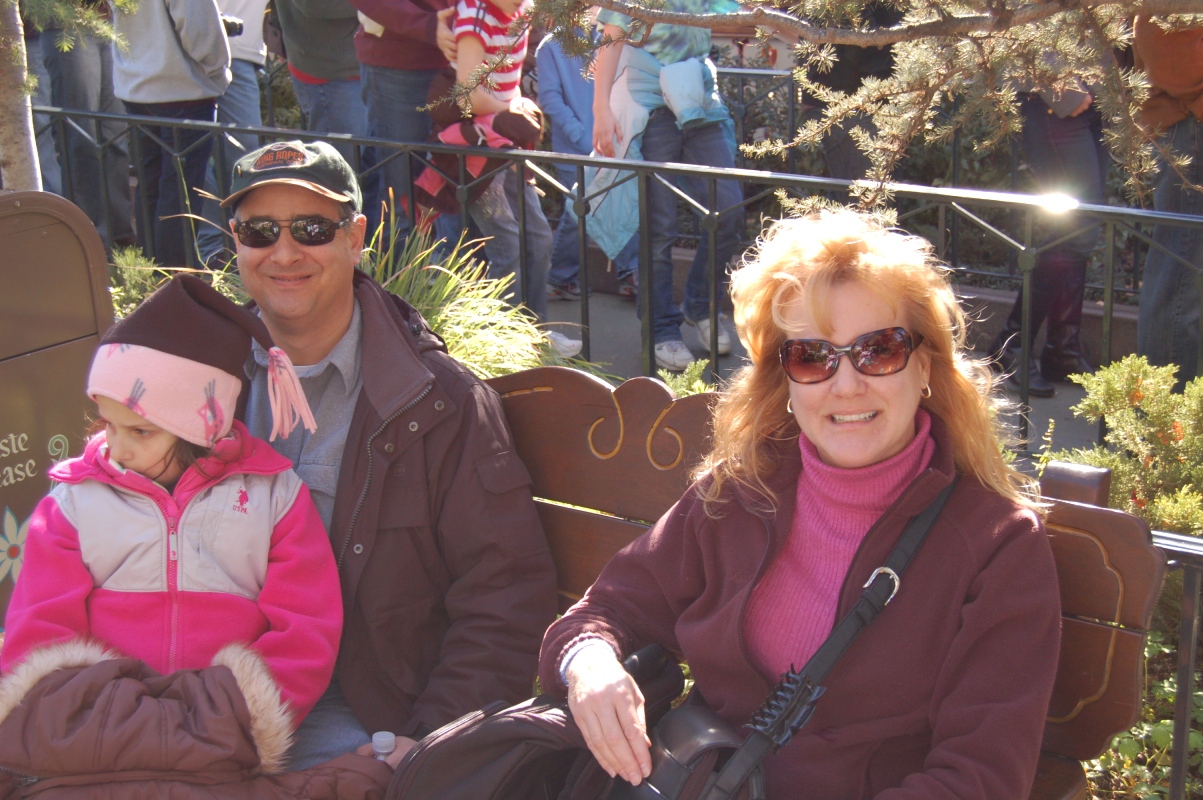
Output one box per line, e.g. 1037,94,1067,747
1003,97,1107,356
1138,115,1203,390
124,97,217,268
25,36,62,196
360,64,437,227
549,165,637,288
291,75,371,151
639,109,742,343
287,677,371,770
42,29,134,248
198,59,262,265
469,165,553,321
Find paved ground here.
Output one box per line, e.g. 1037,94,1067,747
545,291,1101,457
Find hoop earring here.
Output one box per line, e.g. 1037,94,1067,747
921,384,932,399
786,398,794,415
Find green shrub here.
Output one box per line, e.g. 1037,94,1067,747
657,359,716,397
1047,355,1203,535
1046,355,1203,797
361,221,563,379
109,248,245,318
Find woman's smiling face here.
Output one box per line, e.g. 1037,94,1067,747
782,281,931,469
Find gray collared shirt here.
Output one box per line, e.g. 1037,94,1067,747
245,301,364,536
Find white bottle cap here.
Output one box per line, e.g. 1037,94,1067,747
371,731,396,759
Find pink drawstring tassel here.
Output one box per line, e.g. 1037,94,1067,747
266,347,318,441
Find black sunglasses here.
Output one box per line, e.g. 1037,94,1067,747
780,327,924,384
233,216,352,248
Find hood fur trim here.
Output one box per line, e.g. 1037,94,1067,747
212,643,293,774
0,638,118,727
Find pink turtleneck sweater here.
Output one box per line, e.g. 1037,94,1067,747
744,410,935,680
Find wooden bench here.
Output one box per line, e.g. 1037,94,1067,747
487,366,1168,800
0,210,1166,797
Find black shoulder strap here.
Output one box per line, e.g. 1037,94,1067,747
701,476,960,800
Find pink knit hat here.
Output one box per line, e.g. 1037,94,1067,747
88,275,316,448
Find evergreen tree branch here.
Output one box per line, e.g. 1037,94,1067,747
584,0,1203,46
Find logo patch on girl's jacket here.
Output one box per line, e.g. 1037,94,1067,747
251,143,311,172
233,487,249,514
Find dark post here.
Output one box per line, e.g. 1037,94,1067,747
638,170,654,377
574,164,591,361
1169,564,1201,800
1017,213,1036,443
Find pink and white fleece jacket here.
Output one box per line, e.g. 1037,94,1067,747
1,421,342,723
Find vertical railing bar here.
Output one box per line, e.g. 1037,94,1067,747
56,114,75,202
638,168,654,377
1018,212,1034,444
1009,137,1020,275
1100,221,1116,445
937,203,947,261
736,70,746,170
1169,563,1201,800
575,163,591,362
457,152,469,238
707,176,719,383
408,144,421,231
213,132,230,262
515,160,530,317
171,125,196,268
96,124,112,252
1197,270,1203,383
128,121,155,264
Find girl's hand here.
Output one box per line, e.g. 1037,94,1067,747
565,646,651,786
593,104,622,158
436,8,457,63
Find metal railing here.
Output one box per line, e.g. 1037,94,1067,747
35,104,1203,387
21,101,1203,798
1153,531,1203,799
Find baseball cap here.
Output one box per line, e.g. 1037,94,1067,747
220,140,363,213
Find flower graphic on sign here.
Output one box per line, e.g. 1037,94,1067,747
0,507,28,584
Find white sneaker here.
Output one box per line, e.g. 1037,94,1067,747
546,330,583,359
686,315,732,355
655,340,694,372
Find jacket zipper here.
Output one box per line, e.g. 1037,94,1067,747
166,515,180,673
338,383,433,568
102,482,184,673
0,765,39,787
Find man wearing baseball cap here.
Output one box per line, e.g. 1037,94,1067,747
223,140,556,769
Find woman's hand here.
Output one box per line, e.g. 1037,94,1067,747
593,104,622,158
354,735,418,769
565,646,652,786
436,8,457,63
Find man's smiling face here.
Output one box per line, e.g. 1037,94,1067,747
232,183,365,339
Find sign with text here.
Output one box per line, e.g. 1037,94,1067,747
0,191,112,620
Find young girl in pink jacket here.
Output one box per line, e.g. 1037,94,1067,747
2,274,342,727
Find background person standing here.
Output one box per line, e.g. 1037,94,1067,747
110,0,231,267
